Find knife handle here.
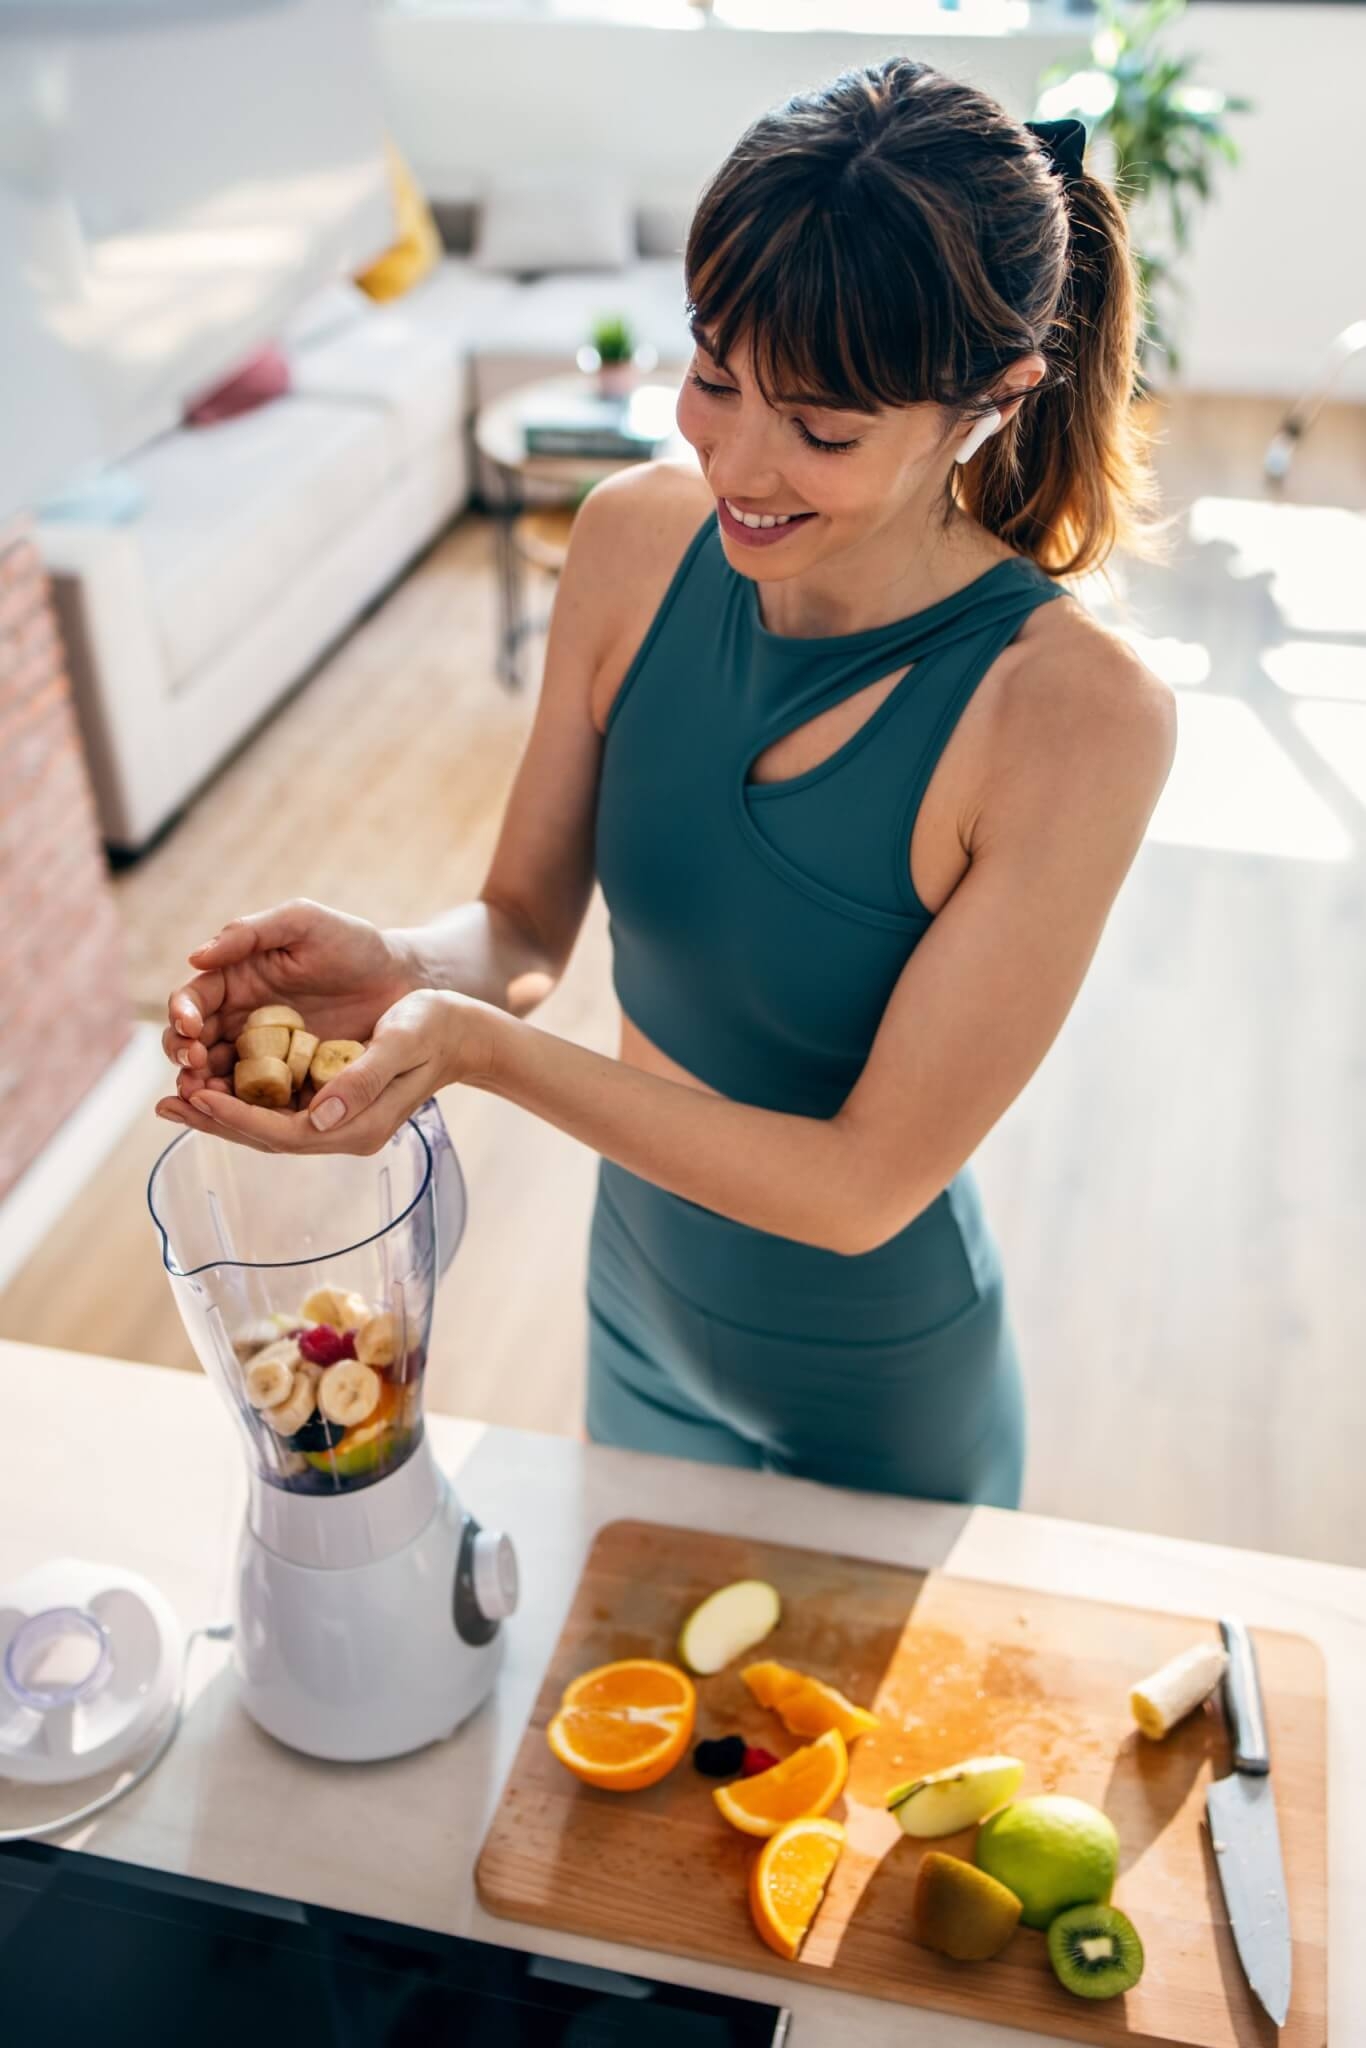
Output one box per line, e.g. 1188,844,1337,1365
1219,1615,1271,1774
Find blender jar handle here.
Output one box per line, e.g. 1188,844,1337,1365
413,1098,467,1278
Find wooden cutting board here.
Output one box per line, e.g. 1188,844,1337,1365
477,1520,1327,2048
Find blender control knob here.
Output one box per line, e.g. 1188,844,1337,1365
471,1531,519,1621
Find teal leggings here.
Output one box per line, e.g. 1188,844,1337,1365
585,1158,1024,1506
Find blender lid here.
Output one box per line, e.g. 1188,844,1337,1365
0,1561,183,1786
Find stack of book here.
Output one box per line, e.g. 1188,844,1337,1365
522,385,676,460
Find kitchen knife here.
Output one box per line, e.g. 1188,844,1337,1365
1205,1615,1292,2028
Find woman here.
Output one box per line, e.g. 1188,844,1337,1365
160,59,1175,1508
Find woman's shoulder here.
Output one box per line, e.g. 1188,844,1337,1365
578,460,716,732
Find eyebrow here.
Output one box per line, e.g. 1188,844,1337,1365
689,318,873,415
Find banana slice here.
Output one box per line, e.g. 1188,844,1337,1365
310,1039,366,1087
236,1025,291,1063
234,1056,293,1108
355,1312,398,1370
1130,1641,1229,1739
301,1287,371,1331
246,1005,306,1032
233,1317,287,1364
262,1367,317,1435
318,1359,382,1427
286,1029,319,1092
245,1341,300,1410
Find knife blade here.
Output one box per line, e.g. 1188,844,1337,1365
1205,1615,1292,2028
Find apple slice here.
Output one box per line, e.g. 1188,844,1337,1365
678,1579,781,1676
886,1754,1024,1838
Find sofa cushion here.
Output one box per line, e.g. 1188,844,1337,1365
356,142,443,303
471,172,633,276
289,308,468,468
391,257,524,356
457,258,692,365
132,397,392,690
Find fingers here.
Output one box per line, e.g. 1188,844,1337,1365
187,901,318,969
168,969,228,1043
154,1094,276,1153
305,1026,410,1135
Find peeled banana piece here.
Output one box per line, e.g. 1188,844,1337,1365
311,1039,366,1087
246,1005,305,1032
355,1312,398,1369
286,1029,319,1092
1130,1641,1229,1739
234,1055,293,1107
237,1025,291,1063
245,1341,300,1410
301,1287,370,1331
318,1359,382,1426
262,1367,317,1436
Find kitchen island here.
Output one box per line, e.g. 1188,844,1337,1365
1,1338,1359,2045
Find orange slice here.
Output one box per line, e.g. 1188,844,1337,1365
749,1815,846,1960
547,1658,696,1792
742,1661,881,1743
714,1727,848,1836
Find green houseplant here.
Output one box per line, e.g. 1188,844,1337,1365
1034,0,1252,380
582,313,641,398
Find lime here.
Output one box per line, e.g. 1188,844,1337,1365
974,1795,1118,1930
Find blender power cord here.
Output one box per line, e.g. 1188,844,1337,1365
0,1621,235,1845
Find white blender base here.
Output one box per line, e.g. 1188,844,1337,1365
235,1453,507,1763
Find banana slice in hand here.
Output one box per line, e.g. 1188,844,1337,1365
234,1056,293,1108
237,1025,291,1062
301,1288,371,1331
246,1005,305,1032
263,1367,317,1435
245,1340,301,1410
318,1359,382,1427
310,1039,366,1087
355,1313,398,1369
286,1029,319,1092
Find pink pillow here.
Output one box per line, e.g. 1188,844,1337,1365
185,346,291,426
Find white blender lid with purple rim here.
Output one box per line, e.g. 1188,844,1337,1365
0,1560,183,1785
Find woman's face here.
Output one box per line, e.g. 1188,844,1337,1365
676,321,1041,576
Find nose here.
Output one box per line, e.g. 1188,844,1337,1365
696,401,786,502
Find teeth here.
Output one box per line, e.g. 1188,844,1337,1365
727,500,801,530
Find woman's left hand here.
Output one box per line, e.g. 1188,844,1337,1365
156,989,500,1154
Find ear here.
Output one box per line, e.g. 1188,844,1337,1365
994,353,1049,428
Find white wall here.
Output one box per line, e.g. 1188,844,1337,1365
375,3,1366,401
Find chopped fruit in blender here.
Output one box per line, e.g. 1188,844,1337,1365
234,1056,293,1107
749,1816,845,1962
912,1851,1022,1961
285,1030,319,1092
234,1317,289,1362
236,1024,290,1063
301,1288,371,1331
713,1728,848,1836
886,1755,1025,1838
1129,1640,1229,1740
355,1312,398,1369
318,1359,382,1426
298,1323,351,1367
310,1039,366,1086
262,1367,316,1436
693,1735,747,1778
744,1746,780,1777
678,1578,780,1675
286,1408,350,1455
301,1380,404,1476
742,1661,881,1742
547,1659,696,1791
244,1005,305,1030
244,1341,301,1409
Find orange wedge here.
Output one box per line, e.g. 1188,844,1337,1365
547,1658,696,1792
742,1660,881,1743
714,1727,848,1836
749,1815,846,1961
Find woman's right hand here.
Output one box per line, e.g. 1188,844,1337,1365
162,900,419,1109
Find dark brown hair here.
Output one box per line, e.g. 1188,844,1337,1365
684,56,1165,581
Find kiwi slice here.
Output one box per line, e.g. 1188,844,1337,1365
1047,1903,1145,2000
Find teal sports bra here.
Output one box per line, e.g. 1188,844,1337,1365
595,513,1066,1119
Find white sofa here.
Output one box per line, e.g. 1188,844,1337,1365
39,238,693,855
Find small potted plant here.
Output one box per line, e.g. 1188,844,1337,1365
579,314,642,398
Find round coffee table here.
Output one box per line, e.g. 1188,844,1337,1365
474,374,693,688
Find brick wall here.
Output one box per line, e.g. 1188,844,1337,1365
0,518,132,1200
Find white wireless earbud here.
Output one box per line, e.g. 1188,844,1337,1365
954,407,1003,465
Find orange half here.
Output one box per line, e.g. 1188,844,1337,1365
742,1661,881,1743
749,1815,846,1961
714,1726,848,1837
547,1658,696,1792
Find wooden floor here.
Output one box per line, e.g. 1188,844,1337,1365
3,393,1363,1563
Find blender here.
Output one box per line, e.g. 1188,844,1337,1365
146,1099,517,1763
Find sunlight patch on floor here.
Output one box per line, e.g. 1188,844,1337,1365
1147,692,1353,860
1263,641,1366,704
1187,498,1366,638
1292,699,1366,811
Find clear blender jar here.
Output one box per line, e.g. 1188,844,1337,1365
147,1099,464,1501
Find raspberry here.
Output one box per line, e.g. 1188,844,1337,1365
337,1329,357,1360
298,1324,347,1367
743,1746,779,1778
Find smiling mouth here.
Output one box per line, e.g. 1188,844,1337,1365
722,497,815,530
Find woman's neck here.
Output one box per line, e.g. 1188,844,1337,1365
752,505,1015,640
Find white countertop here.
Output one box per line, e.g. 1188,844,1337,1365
1,1339,1360,2045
